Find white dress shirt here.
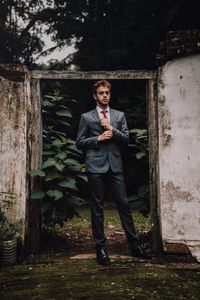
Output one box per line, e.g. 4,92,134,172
96,105,110,122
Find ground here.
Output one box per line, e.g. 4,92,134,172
0,206,200,299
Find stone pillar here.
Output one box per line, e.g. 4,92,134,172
157,53,200,261
0,65,41,253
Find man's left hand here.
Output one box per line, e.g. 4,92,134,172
100,118,112,130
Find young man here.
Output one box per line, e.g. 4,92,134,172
76,80,149,266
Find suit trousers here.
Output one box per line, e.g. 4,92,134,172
87,170,139,250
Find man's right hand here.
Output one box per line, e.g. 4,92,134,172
98,130,113,141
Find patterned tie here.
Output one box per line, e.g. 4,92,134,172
101,110,108,119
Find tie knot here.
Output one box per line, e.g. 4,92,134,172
101,110,108,118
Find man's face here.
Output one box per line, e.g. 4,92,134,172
93,85,111,108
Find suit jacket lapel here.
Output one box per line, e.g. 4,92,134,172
110,108,115,126
91,107,115,126
91,109,101,123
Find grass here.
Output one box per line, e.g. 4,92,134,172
66,205,151,231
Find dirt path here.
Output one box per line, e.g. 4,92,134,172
1,228,200,300
1,220,200,300
40,225,197,265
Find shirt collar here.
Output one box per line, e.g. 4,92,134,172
96,105,110,114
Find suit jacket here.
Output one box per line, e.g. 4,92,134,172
76,108,129,173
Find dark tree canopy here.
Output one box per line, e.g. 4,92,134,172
0,0,44,64
42,0,200,70
0,0,199,69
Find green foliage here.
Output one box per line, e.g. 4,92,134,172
65,206,151,231
128,184,150,217
31,91,87,228
114,84,149,216
127,128,150,216
0,209,20,241
129,128,148,161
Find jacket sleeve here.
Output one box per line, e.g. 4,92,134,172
76,115,99,150
112,113,130,145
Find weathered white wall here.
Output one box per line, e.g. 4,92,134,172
0,66,30,242
158,54,200,260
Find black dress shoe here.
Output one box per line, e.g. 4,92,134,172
132,245,150,259
96,249,111,266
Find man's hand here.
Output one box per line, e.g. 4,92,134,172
98,130,113,141
100,118,112,130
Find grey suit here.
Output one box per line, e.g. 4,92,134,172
76,107,139,250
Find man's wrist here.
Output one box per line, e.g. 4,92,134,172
106,124,112,130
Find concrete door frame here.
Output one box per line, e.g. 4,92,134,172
29,69,162,252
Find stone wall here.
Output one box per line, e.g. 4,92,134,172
0,65,30,243
157,54,200,261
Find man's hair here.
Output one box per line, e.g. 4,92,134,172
93,80,111,95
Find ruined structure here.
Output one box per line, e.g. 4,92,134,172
0,30,200,261
156,30,200,261
0,65,41,253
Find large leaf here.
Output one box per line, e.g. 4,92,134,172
44,173,64,181
42,158,56,168
68,195,85,206
66,144,81,154
130,128,147,135
136,151,146,160
137,135,147,139
77,174,88,182
31,191,45,200
43,150,56,156
53,96,63,101
138,184,149,196
30,170,46,177
128,195,138,202
58,178,77,190
52,138,64,145
44,95,56,100
65,158,81,167
53,129,67,136
59,105,70,109
67,151,81,159
67,139,75,145
57,152,68,160
67,165,80,172
56,109,72,117
42,100,55,107
47,190,63,201
57,120,71,126
55,163,65,172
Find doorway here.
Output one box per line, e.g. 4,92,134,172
30,70,161,252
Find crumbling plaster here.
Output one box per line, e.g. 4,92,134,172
158,54,200,260
0,66,30,242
